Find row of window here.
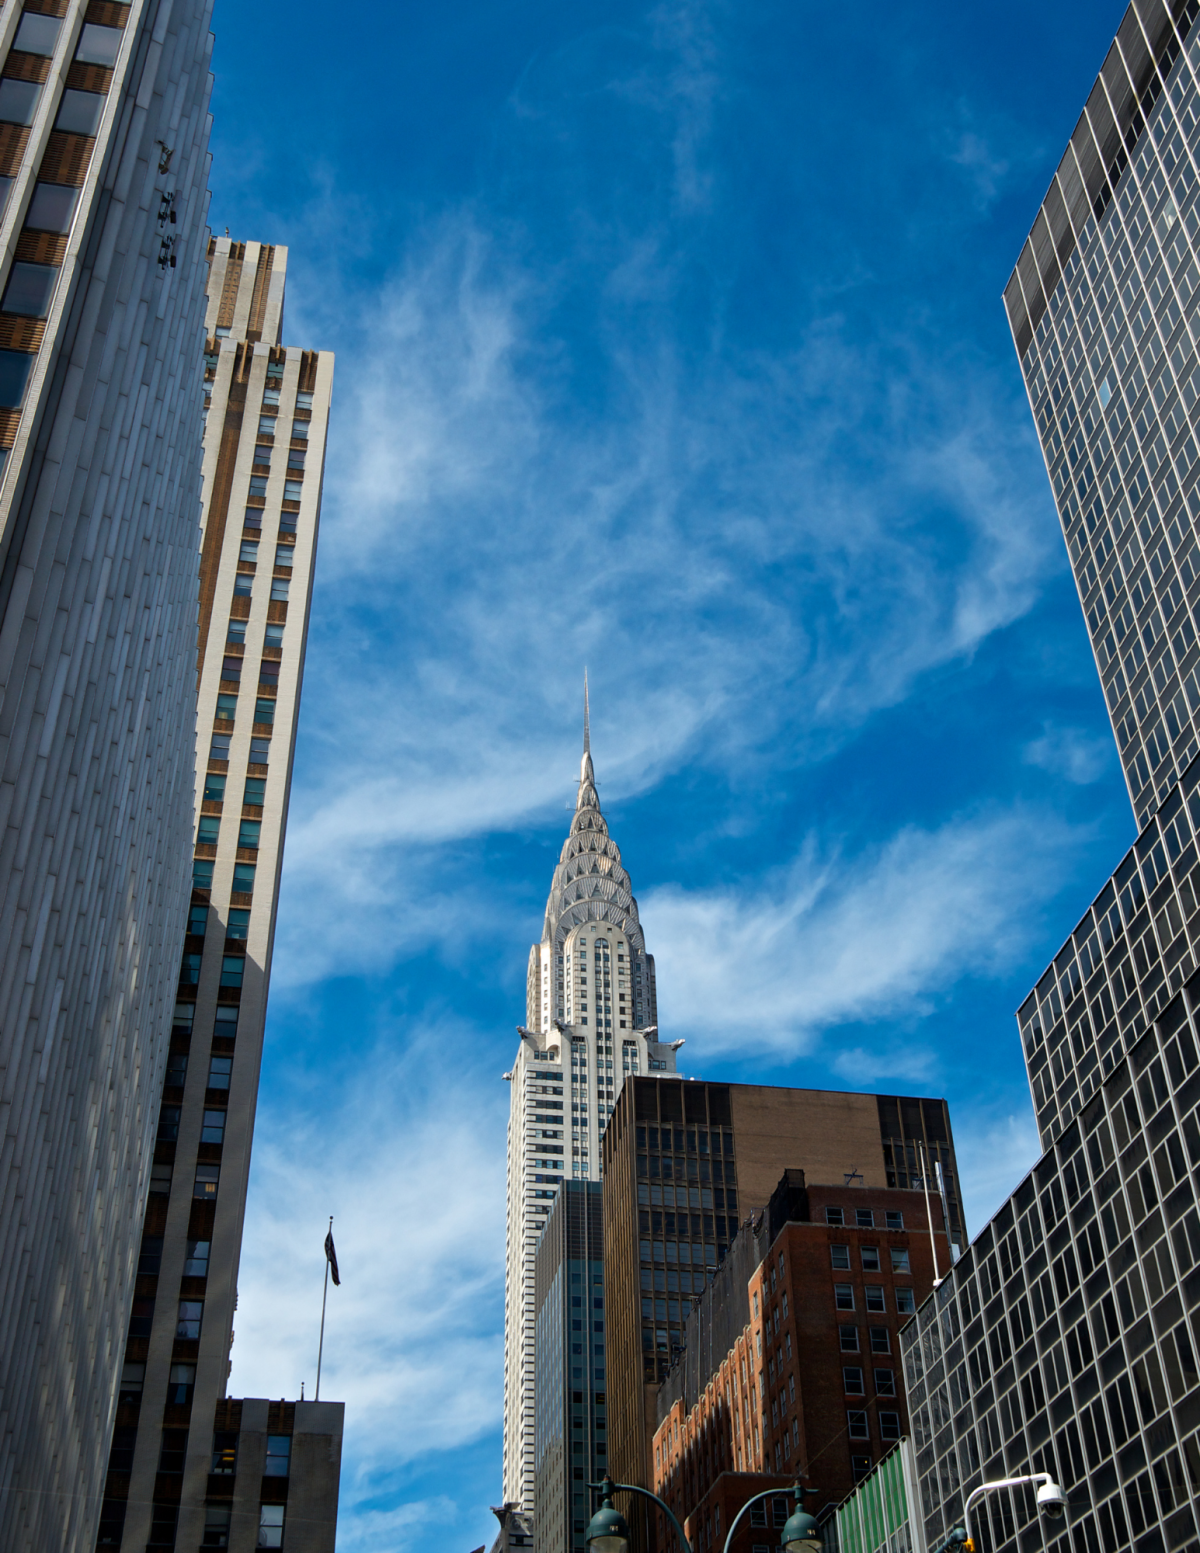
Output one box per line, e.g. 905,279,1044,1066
215,692,276,726
231,572,289,604
834,1283,915,1314
842,1365,895,1396
831,1244,911,1272
210,732,270,766
825,1206,906,1229
839,1325,895,1354
180,953,246,989
173,1004,238,1040
157,1106,228,1145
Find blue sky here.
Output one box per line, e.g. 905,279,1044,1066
212,2,1130,1547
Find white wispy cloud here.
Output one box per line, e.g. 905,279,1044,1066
1023,721,1114,785
643,804,1090,1056
228,1024,508,1488
956,1106,1043,1236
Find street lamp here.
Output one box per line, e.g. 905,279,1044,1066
584,1477,822,1553
931,1474,1067,1550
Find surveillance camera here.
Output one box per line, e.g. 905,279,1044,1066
1036,1481,1067,1520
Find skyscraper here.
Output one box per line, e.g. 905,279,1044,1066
1003,0,1200,833
0,3,214,1548
502,733,681,1511
895,5,1200,1548
96,237,335,1551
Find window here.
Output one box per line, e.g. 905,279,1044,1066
208,1056,233,1090
834,1284,855,1310
284,480,303,500
772,1498,789,1528
254,698,275,725
211,1432,238,1474
197,815,220,845
262,387,281,406
238,819,261,849
221,655,242,681
232,862,255,894
250,737,270,764
176,1301,203,1339
157,1106,181,1141
0,350,33,408
847,1410,869,1440
244,777,266,805
54,89,103,135
13,12,61,53
264,1435,291,1477
210,733,231,762
856,1208,874,1228
179,949,200,980
75,22,122,65
243,506,262,529
234,573,252,596
167,1363,196,1404
286,449,305,471
258,658,279,685
25,183,78,233
861,1246,880,1271
851,1455,873,1482
886,1211,904,1230
226,909,250,941
750,1504,767,1528
895,1287,915,1315
296,390,314,410
201,1110,226,1144
869,1327,890,1354
890,1248,910,1273
138,1236,163,1275
290,418,309,440
874,1368,896,1396
258,415,276,436
865,1286,885,1312
203,772,226,801
825,1206,844,1226
258,1504,285,1548
149,1162,172,1194
843,1366,864,1394
879,1411,901,1441
831,1244,850,1269
166,1050,188,1086
839,1326,859,1352
270,578,289,601
119,1362,145,1402
264,623,284,648
253,444,271,469
274,543,294,568
202,1504,231,1546
214,1006,238,1040
194,1165,219,1201
187,902,208,935
174,1003,195,1035
0,79,41,126
220,955,244,988
3,262,57,318
184,1239,211,1276
240,540,259,563
216,693,237,720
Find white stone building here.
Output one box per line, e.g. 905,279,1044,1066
501,733,681,1509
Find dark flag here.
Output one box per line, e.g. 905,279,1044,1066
324,1228,340,1286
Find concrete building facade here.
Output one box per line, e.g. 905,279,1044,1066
95,238,336,1550
0,1,215,1548
502,738,681,1512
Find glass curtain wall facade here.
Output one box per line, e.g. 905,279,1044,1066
96,238,335,1552
533,1182,607,1553
1004,0,1200,832
0,2,213,1549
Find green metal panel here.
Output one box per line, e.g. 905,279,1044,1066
833,1443,913,1553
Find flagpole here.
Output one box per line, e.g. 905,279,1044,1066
316,1215,332,1402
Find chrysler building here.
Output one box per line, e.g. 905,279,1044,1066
501,709,679,1509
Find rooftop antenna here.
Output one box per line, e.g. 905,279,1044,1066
583,669,590,755
843,1168,863,1187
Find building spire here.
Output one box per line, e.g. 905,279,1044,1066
583,669,590,756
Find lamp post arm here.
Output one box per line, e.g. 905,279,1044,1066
962,1474,1051,1546
720,1487,788,1553
589,1480,693,1553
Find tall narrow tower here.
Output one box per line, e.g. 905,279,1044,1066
502,722,679,1511
96,239,337,1552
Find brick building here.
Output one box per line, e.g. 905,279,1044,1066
601,1078,961,1552
650,1170,943,1549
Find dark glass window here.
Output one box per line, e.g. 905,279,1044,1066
75,22,122,65
232,862,255,894
208,1056,233,1090
197,816,219,845
200,1110,226,1144
54,89,103,135
264,1435,291,1477
219,955,244,988
203,772,226,802
225,909,250,941
0,349,33,408
157,1106,180,1141
254,697,275,724
2,262,57,317
25,182,78,232
243,777,266,805
0,79,41,126
184,1239,210,1276
166,1364,195,1404
237,819,261,848
14,13,61,53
